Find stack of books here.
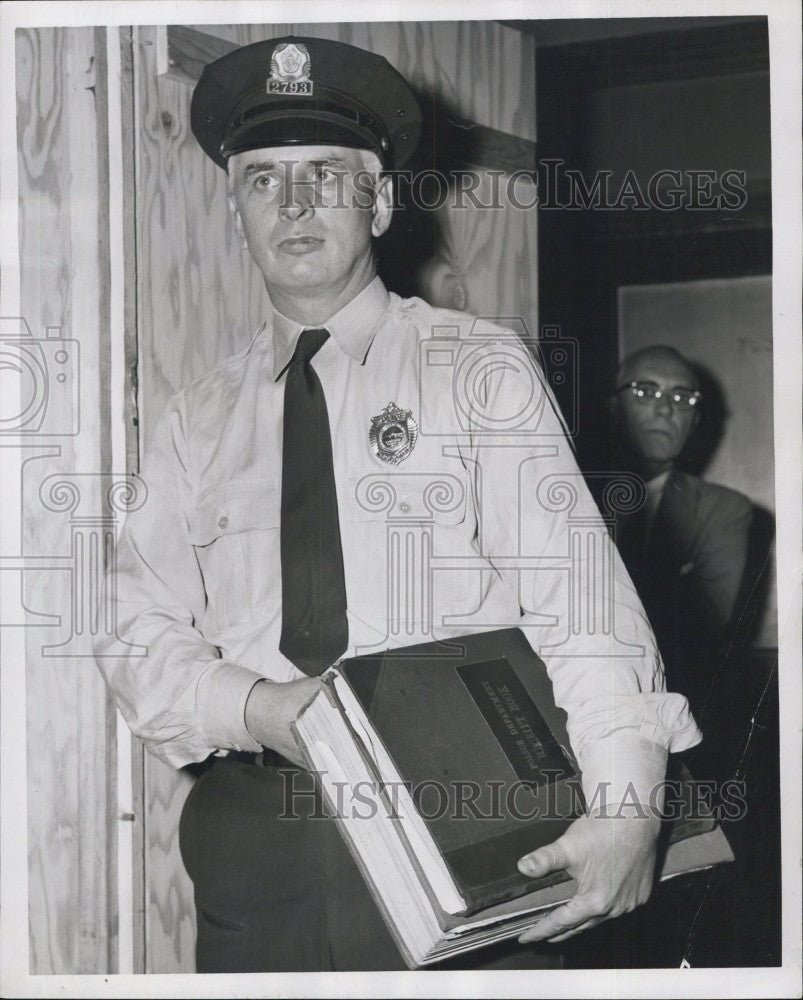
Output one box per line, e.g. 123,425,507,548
292,628,733,968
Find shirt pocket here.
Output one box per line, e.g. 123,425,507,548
344,470,476,621
188,480,280,632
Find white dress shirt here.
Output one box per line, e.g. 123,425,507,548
96,277,701,807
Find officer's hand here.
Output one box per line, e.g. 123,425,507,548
244,676,325,767
516,811,660,943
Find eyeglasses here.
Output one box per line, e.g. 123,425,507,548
615,380,702,410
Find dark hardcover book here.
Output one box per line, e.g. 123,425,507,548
336,627,584,914
293,627,732,967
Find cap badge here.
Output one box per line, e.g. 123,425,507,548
268,42,313,95
369,403,418,465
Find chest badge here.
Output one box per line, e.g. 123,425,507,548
369,402,418,465
268,42,313,95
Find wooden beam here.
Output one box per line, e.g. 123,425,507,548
165,23,236,85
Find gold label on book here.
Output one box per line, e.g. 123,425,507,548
456,658,576,786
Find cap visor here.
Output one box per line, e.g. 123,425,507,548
223,112,384,161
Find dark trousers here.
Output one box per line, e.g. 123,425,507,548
179,755,561,973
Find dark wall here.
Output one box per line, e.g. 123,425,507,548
532,19,779,969
534,18,771,473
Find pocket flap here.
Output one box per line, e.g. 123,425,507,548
346,471,468,524
188,480,279,545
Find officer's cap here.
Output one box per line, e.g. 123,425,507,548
191,36,421,170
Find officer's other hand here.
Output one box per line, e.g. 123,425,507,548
244,676,325,768
515,811,660,943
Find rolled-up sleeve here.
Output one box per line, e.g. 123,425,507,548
94,398,264,768
472,338,703,809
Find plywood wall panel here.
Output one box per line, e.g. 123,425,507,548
142,757,196,973
134,25,270,450
17,25,116,974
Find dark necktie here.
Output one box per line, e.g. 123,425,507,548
279,328,348,675
618,499,650,587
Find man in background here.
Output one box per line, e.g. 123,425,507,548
612,344,753,720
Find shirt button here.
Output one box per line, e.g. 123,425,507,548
218,516,229,529
399,502,411,514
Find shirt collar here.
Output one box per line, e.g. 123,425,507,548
269,276,390,380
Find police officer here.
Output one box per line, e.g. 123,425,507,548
97,36,702,972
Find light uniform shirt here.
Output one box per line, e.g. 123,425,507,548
97,277,701,807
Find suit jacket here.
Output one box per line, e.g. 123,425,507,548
618,469,753,715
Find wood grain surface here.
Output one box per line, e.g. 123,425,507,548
116,26,147,973
134,24,270,451
17,26,117,974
